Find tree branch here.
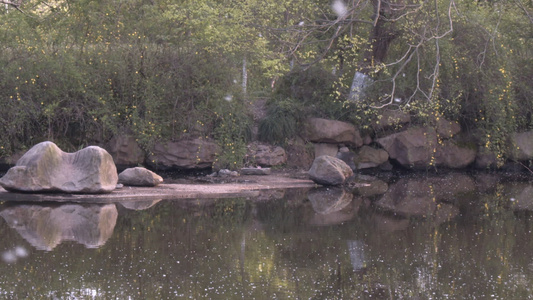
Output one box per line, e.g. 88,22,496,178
1,0,23,12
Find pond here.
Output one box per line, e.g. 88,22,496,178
1,172,533,299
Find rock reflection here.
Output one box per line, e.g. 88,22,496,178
376,178,438,218
118,199,161,210
503,182,533,211
0,203,117,251
375,175,468,219
308,187,353,214
308,187,356,226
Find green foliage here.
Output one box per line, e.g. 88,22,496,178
258,97,301,145
212,99,253,170
274,66,338,115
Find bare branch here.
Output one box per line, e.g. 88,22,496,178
372,0,456,108
514,0,533,24
1,0,23,12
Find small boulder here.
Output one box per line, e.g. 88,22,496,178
118,167,163,187
308,155,354,186
0,141,118,193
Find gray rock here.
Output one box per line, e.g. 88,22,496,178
308,155,354,186
0,141,118,193
241,167,271,175
305,118,363,147
118,167,163,187
147,138,219,170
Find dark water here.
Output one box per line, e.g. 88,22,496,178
1,173,533,299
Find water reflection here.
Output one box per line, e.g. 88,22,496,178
0,203,117,251
307,187,359,227
0,173,533,298
118,199,161,211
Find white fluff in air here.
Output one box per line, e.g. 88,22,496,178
332,0,347,18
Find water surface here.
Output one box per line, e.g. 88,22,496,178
1,173,533,299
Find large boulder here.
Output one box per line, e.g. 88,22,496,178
305,118,363,147
435,140,477,169
0,141,118,193
376,127,437,169
147,138,219,170
105,135,145,167
118,167,163,187
308,155,354,186
354,145,389,169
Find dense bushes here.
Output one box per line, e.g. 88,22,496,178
0,0,531,167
